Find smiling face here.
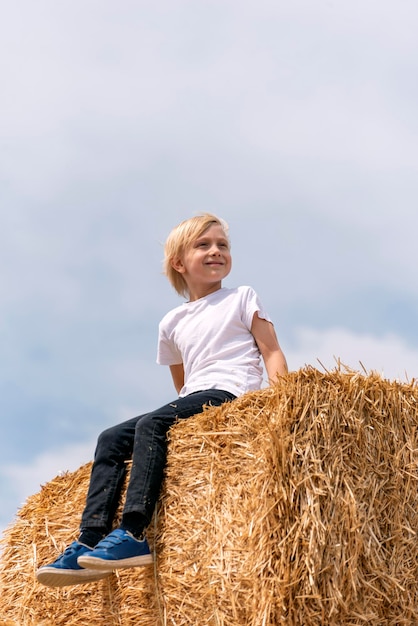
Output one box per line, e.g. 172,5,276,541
171,223,232,301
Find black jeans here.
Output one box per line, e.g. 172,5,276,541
80,389,236,533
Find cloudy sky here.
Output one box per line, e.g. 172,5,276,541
1,0,417,536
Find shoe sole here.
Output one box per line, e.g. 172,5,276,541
78,552,153,571
36,567,112,587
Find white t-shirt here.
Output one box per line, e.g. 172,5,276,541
157,286,272,397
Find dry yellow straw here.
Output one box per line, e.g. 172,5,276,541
1,368,417,625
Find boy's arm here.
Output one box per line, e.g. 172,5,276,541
251,313,288,383
170,363,185,395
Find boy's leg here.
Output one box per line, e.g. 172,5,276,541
78,415,140,541
36,413,145,587
77,390,235,571
124,390,236,527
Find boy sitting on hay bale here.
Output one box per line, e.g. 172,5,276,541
36,213,288,588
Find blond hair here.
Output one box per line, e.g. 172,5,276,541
164,213,230,297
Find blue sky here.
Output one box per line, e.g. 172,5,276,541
1,0,417,535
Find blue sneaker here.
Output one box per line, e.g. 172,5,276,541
36,541,112,587
77,528,153,571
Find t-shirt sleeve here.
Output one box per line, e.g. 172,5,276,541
156,319,183,365
241,286,273,330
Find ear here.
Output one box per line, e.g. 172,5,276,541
171,256,186,274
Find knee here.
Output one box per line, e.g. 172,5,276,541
96,423,129,455
134,411,169,441
134,413,154,436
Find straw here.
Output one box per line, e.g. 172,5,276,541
1,368,417,625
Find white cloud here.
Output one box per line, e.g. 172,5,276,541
288,326,417,382
0,440,95,538
3,441,94,495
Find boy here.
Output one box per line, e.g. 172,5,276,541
36,213,288,587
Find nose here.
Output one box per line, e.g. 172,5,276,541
209,244,222,255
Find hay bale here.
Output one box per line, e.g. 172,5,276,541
1,368,417,625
